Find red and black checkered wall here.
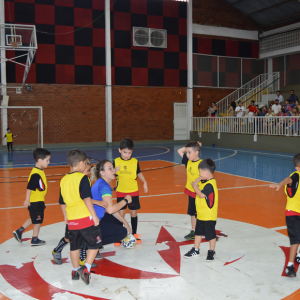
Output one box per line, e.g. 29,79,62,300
4,0,187,87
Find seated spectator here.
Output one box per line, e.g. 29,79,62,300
276,108,287,134
272,99,281,115
295,100,300,112
247,100,257,116
288,112,299,136
263,107,275,135
254,108,263,116
275,90,284,105
289,90,299,104
284,99,293,115
262,106,268,115
293,107,299,115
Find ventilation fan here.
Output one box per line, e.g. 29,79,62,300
133,27,167,48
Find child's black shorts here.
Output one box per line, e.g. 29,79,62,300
286,216,300,245
28,201,46,224
69,225,102,251
65,224,70,240
117,196,140,210
187,196,197,216
195,219,216,241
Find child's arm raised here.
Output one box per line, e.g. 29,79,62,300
23,189,31,208
83,197,99,226
138,173,148,193
270,177,293,191
192,177,206,198
177,146,186,158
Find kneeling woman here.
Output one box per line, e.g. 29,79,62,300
91,159,132,246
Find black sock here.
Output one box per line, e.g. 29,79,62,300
131,216,138,235
19,226,25,233
80,248,87,261
54,237,69,253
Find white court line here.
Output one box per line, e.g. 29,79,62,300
214,150,237,161
269,226,287,231
0,184,274,210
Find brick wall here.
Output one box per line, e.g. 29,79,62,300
193,87,235,117
193,0,259,30
4,84,106,145
112,86,187,141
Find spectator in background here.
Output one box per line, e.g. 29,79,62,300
289,90,298,104
235,101,245,117
295,100,300,112
247,100,257,116
272,99,282,115
209,102,217,132
208,105,212,117
275,90,284,105
276,107,287,135
263,107,275,135
284,99,293,115
230,101,236,111
262,106,268,115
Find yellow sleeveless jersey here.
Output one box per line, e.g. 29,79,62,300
115,157,139,193
285,171,300,213
60,172,91,221
185,159,202,193
6,133,13,143
195,179,218,221
28,167,47,203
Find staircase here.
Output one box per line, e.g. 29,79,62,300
216,72,280,116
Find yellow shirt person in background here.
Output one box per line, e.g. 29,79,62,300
2,128,17,152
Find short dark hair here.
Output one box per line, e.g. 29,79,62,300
198,158,216,174
250,100,255,104
275,98,279,101
293,153,300,167
7,128,10,130
185,141,200,153
238,101,242,104
286,99,290,103
67,149,86,167
120,138,134,150
291,90,295,92
276,90,281,93
33,148,51,162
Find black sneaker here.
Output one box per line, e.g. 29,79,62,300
72,270,79,280
77,266,91,285
31,238,46,246
52,250,63,265
184,247,199,259
206,250,215,262
95,252,104,260
285,265,297,277
13,229,22,243
295,256,300,264
184,230,195,240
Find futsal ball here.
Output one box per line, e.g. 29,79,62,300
122,234,137,248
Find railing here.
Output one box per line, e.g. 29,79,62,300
192,116,300,137
216,72,280,116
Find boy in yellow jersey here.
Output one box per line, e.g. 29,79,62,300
59,149,101,285
270,153,300,277
13,148,51,246
184,159,218,261
2,128,17,152
113,138,148,244
178,141,202,240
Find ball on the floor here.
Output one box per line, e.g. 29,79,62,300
122,234,137,248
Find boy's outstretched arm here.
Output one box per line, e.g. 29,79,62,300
83,197,99,226
270,177,293,191
138,173,148,193
177,146,186,158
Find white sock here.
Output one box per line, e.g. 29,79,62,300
195,248,199,252
73,266,80,271
287,262,294,267
296,253,300,257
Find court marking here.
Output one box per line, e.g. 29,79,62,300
0,184,273,210
270,226,287,231
214,150,237,161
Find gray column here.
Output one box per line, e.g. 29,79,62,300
105,0,112,143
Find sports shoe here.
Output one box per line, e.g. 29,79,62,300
95,252,103,260
13,229,22,243
72,270,79,280
184,230,195,240
286,265,297,277
52,250,63,265
295,255,300,264
31,238,46,246
77,266,91,285
79,259,97,268
134,234,142,244
184,247,199,259
114,240,122,246
206,250,215,262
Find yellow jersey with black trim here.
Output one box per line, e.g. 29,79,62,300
60,172,92,221
195,178,218,221
28,167,47,203
285,171,300,214
6,133,13,143
185,159,202,193
114,157,139,193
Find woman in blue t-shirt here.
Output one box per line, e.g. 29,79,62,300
91,159,132,246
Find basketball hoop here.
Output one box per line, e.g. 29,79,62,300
11,41,21,48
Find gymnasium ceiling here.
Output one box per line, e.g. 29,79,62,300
224,0,300,29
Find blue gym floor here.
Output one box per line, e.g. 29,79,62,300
0,143,296,183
